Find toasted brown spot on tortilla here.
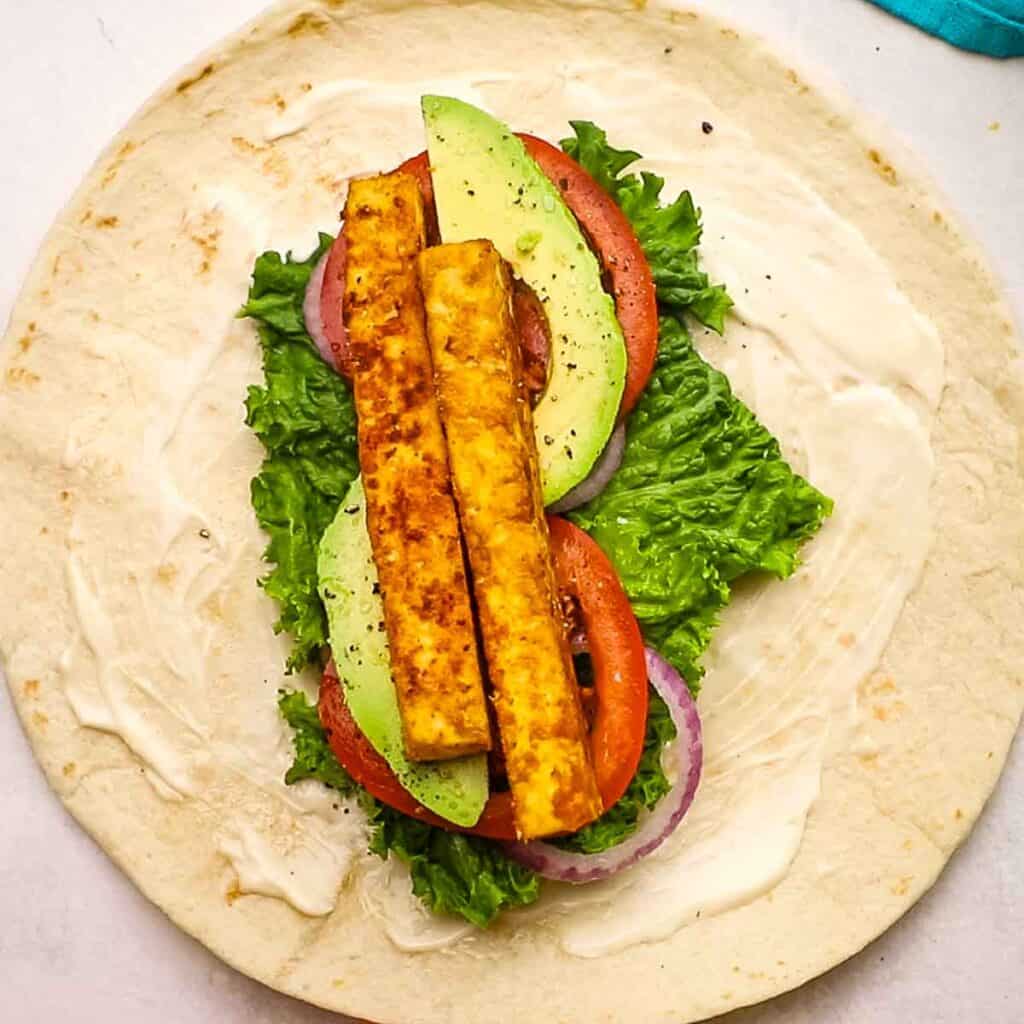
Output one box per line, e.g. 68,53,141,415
231,135,263,154
201,592,226,622
23,679,40,697
890,876,913,896
157,563,178,585
100,142,138,189
954,808,964,820
63,762,76,777
988,120,1000,132
60,489,71,502
300,82,313,92
89,310,101,322
288,11,331,35
859,673,897,699
96,215,119,229
785,68,809,94
80,209,93,225
32,711,49,729
932,210,944,225
858,752,878,767
189,211,223,274
630,0,648,10
316,172,345,193
18,336,33,353
868,148,898,185
261,151,292,189
872,700,906,722
721,26,739,39
176,62,216,94
275,95,287,112
225,881,242,906
5,367,41,387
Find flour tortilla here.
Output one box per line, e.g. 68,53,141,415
1,1,1021,1021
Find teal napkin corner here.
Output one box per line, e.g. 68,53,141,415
870,0,1024,56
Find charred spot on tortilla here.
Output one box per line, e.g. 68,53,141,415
175,62,216,95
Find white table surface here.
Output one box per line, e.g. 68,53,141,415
1,1,1021,1022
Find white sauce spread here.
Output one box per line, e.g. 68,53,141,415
58,67,942,954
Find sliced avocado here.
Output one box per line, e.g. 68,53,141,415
317,478,488,827
422,95,627,505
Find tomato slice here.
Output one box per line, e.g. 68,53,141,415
397,139,659,418
318,517,648,838
547,516,648,808
318,233,352,377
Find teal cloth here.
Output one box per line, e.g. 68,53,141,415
870,0,1024,55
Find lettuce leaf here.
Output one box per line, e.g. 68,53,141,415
278,690,355,792
557,689,675,854
561,121,733,332
563,128,832,689
571,316,831,687
241,237,359,670
277,692,538,926
367,804,540,928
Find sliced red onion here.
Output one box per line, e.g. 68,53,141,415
503,646,701,883
303,248,334,366
547,424,626,514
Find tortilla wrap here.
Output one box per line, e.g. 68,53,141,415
1,1,1021,1020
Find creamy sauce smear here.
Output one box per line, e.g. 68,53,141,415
60,68,942,956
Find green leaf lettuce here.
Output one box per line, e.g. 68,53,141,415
241,237,359,670
562,126,832,689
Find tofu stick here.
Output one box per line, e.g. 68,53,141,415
342,174,490,761
418,239,602,839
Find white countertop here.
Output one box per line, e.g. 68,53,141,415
1,1,1021,1021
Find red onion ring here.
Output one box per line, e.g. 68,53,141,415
547,424,626,514
303,248,335,368
503,646,701,883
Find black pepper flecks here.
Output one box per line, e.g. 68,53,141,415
198,528,211,539
702,121,714,135
543,434,555,446
344,505,359,515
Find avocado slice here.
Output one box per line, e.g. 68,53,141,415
421,95,627,505
317,478,488,827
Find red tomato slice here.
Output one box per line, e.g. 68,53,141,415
547,516,648,809
398,139,659,418
318,233,352,377
318,517,648,838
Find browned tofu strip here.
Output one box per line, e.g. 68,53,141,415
418,240,602,839
342,174,490,761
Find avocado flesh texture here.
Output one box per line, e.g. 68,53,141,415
422,95,627,505
317,478,488,827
